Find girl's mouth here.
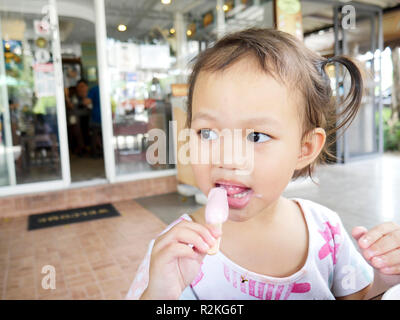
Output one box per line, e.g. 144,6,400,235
215,181,253,209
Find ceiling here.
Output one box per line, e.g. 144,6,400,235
56,0,400,44
2,0,400,43
101,0,400,42
3,0,399,53
302,0,400,34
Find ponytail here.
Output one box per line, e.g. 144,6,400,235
298,54,366,179
321,55,364,140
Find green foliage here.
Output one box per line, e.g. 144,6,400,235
382,108,400,151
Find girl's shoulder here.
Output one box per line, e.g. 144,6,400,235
292,198,345,230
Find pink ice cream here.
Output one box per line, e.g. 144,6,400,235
205,188,229,255
205,187,229,225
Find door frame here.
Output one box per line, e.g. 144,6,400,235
0,17,16,186
93,0,115,183
333,2,384,163
0,0,71,196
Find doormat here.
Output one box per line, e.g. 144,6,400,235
28,204,120,231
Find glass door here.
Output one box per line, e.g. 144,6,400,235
0,0,70,195
103,0,177,182
333,3,383,162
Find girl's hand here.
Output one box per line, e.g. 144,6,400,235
352,222,400,275
143,220,219,300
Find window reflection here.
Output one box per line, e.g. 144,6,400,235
0,5,62,186
106,26,178,175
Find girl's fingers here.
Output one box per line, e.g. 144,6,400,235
351,226,368,242
371,248,400,270
156,223,213,254
173,227,211,253
380,264,400,275
193,246,207,262
163,220,218,248
165,242,202,262
179,220,220,247
363,229,400,259
358,222,400,249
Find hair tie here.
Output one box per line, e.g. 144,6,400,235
319,57,334,74
319,58,333,84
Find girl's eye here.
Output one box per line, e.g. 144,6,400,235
199,129,218,140
247,132,271,143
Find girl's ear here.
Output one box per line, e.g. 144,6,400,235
295,128,326,171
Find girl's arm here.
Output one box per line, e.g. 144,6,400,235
337,270,400,300
362,269,400,300
125,240,155,300
336,284,371,300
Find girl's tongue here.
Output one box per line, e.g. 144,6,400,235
215,182,253,209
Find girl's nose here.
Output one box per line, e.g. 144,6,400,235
214,135,254,174
217,154,251,172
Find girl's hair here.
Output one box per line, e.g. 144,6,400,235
186,28,365,180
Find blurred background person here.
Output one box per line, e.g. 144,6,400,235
88,84,103,158
65,86,85,156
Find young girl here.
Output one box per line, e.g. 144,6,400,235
126,28,400,300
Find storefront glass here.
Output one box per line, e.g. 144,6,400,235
105,1,179,176
345,10,381,157
0,0,64,187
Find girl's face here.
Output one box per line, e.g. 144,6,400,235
190,57,307,222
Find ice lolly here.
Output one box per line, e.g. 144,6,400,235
205,187,229,255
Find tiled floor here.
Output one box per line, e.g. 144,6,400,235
283,152,400,232
1,153,399,300
0,200,166,300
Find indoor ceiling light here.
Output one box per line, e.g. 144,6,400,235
118,24,127,32
186,29,192,36
223,4,229,11
161,0,171,4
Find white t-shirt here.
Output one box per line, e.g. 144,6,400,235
126,198,373,300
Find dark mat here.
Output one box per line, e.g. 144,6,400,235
28,203,120,231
